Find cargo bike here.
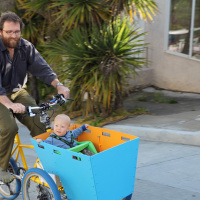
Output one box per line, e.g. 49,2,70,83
0,94,139,200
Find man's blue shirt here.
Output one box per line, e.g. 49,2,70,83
0,37,57,95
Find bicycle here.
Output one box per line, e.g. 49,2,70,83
0,94,139,200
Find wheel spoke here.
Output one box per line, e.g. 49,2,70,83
22,168,61,200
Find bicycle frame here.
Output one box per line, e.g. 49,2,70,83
11,133,35,171
11,129,52,172
11,131,66,194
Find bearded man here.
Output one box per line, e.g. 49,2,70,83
0,12,70,183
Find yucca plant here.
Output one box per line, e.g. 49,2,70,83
109,0,158,21
16,0,158,36
44,17,147,116
51,0,111,34
14,0,157,117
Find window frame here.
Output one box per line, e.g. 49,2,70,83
165,0,199,61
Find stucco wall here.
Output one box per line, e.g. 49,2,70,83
125,67,153,92
145,0,200,93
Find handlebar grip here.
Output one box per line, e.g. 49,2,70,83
55,94,64,99
59,98,74,106
25,105,29,114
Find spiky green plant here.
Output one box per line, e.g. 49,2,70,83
44,17,147,116
51,0,111,33
16,0,158,36
109,0,158,21
14,0,157,116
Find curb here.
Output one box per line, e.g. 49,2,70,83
103,125,200,146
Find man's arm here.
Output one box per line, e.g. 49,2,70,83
25,42,70,98
0,95,25,113
51,79,70,99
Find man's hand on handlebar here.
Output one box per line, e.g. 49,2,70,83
57,86,70,99
9,103,26,114
51,79,70,99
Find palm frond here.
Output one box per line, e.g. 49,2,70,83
109,0,158,21
42,16,148,114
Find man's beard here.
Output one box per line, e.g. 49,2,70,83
1,35,20,48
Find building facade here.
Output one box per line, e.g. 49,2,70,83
142,0,200,93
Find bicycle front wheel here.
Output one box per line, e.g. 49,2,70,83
22,168,61,200
0,157,21,199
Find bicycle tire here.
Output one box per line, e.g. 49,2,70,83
0,157,21,199
22,168,62,200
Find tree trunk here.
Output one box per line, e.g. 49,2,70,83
114,76,123,110
114,88,123,110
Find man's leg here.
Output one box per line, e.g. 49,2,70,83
0,103,18,182
11,89,46,137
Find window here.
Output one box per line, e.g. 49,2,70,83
167,0,200,60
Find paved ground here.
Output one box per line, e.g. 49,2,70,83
133,140,200,200
1,87,200,200
104,87,200,146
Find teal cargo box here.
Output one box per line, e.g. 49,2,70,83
31,125,139,200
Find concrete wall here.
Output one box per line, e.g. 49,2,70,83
125,67,153,92
145,0,200,93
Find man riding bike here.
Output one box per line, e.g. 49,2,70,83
0,12,70,183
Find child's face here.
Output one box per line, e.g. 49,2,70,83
54,118,70,136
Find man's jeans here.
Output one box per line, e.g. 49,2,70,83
0,89,45,170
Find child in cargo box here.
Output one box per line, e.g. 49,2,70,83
36,114,94,156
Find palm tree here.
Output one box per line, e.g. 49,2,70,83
43,17,148,116
109,0,157,21
15,0,158,115
16,0,157,35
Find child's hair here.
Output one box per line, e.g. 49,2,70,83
54,114,71,124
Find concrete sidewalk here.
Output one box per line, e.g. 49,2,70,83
103,87,200,147
103,110,200,146
133,140,200,200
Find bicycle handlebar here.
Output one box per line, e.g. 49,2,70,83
9,94,73,130
25,94,74,117
9,94,73,117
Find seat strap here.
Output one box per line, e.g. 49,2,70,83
50,131,74,148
